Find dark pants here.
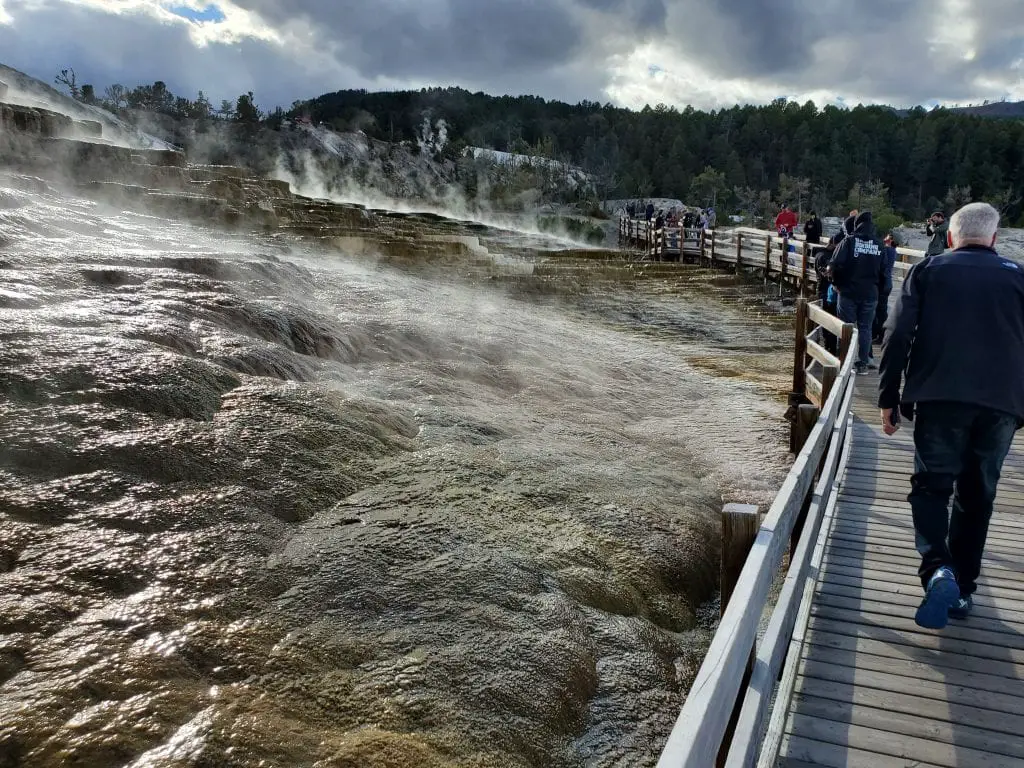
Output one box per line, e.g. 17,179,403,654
837,294,877,364
910,401,1018,595
873,290,891,342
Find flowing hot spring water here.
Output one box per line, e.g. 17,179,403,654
0,175,794,767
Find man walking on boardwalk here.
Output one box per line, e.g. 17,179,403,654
827,211,888,375
878,202,1024,629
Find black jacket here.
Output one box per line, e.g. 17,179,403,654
828,212,888,302
879,245,896,298
803,217,823,244
879,245,1024,421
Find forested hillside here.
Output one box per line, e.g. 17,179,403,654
38,66,1024,224
296,88,1024,223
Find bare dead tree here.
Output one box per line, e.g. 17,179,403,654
54,68,80,100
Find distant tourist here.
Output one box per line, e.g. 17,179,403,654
827,211,888,375
706,207,717,229
925,211,949,256
655,210,665,229
878,202,1024,629
803,211,823,244
774,204,798,236
873,234,898,344
626,201,636,218
646,202,655,222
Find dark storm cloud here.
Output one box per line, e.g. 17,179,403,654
575,0,669,31
0,1,344,106
667,0,926,79
232,0,586,82
1,0,1022,110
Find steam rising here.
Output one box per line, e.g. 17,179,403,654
0,170,791,767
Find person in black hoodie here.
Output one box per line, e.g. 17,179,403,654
828,211,889,374
803,211,823,244
814,215,856,353
878,202,1024,628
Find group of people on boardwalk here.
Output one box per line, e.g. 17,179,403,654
810,206,959,378
791,200,1023,631
807,208,896,374
624,200,716,231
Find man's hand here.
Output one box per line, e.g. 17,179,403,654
881,408,900,435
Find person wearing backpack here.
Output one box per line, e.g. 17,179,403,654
828,211,888,374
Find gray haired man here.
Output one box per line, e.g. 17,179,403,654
878,202,1024,629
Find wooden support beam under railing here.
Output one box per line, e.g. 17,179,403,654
805,337,840,370
804,372,822,409
806,303,845,337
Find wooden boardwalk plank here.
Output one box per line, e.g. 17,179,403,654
802,627,1024,680
776,371,1024,766
814,580,1024,625
790,693,1024,761
784,709,1024,767
800,642,1024,700
819,555,1024,601
779,735,944,768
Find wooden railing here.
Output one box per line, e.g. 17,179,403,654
656,298,859,768
618,218,926,287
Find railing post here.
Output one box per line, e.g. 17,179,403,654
700,229,707,264
763,236,771,281
780,236,789,283
800,242,809,298
789,401,820,564
788,298,809,453
792,403,819,455
718,502,760,768
710,231,717,267
735,233,743,275
820,362,839,406
721,503,760,614
791,298,808,402
839,322,855,363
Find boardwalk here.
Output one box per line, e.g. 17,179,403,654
648,234,1024,767
775,374,1024,768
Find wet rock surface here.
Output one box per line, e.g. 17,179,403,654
0,173,792,767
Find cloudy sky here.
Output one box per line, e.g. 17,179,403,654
1,0,1022,112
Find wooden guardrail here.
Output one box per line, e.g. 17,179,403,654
656,298,858,768
618,218,926,287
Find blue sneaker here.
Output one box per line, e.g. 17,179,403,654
915,567,960,629
949,595,973,620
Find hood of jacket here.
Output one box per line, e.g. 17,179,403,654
853,211,876,239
